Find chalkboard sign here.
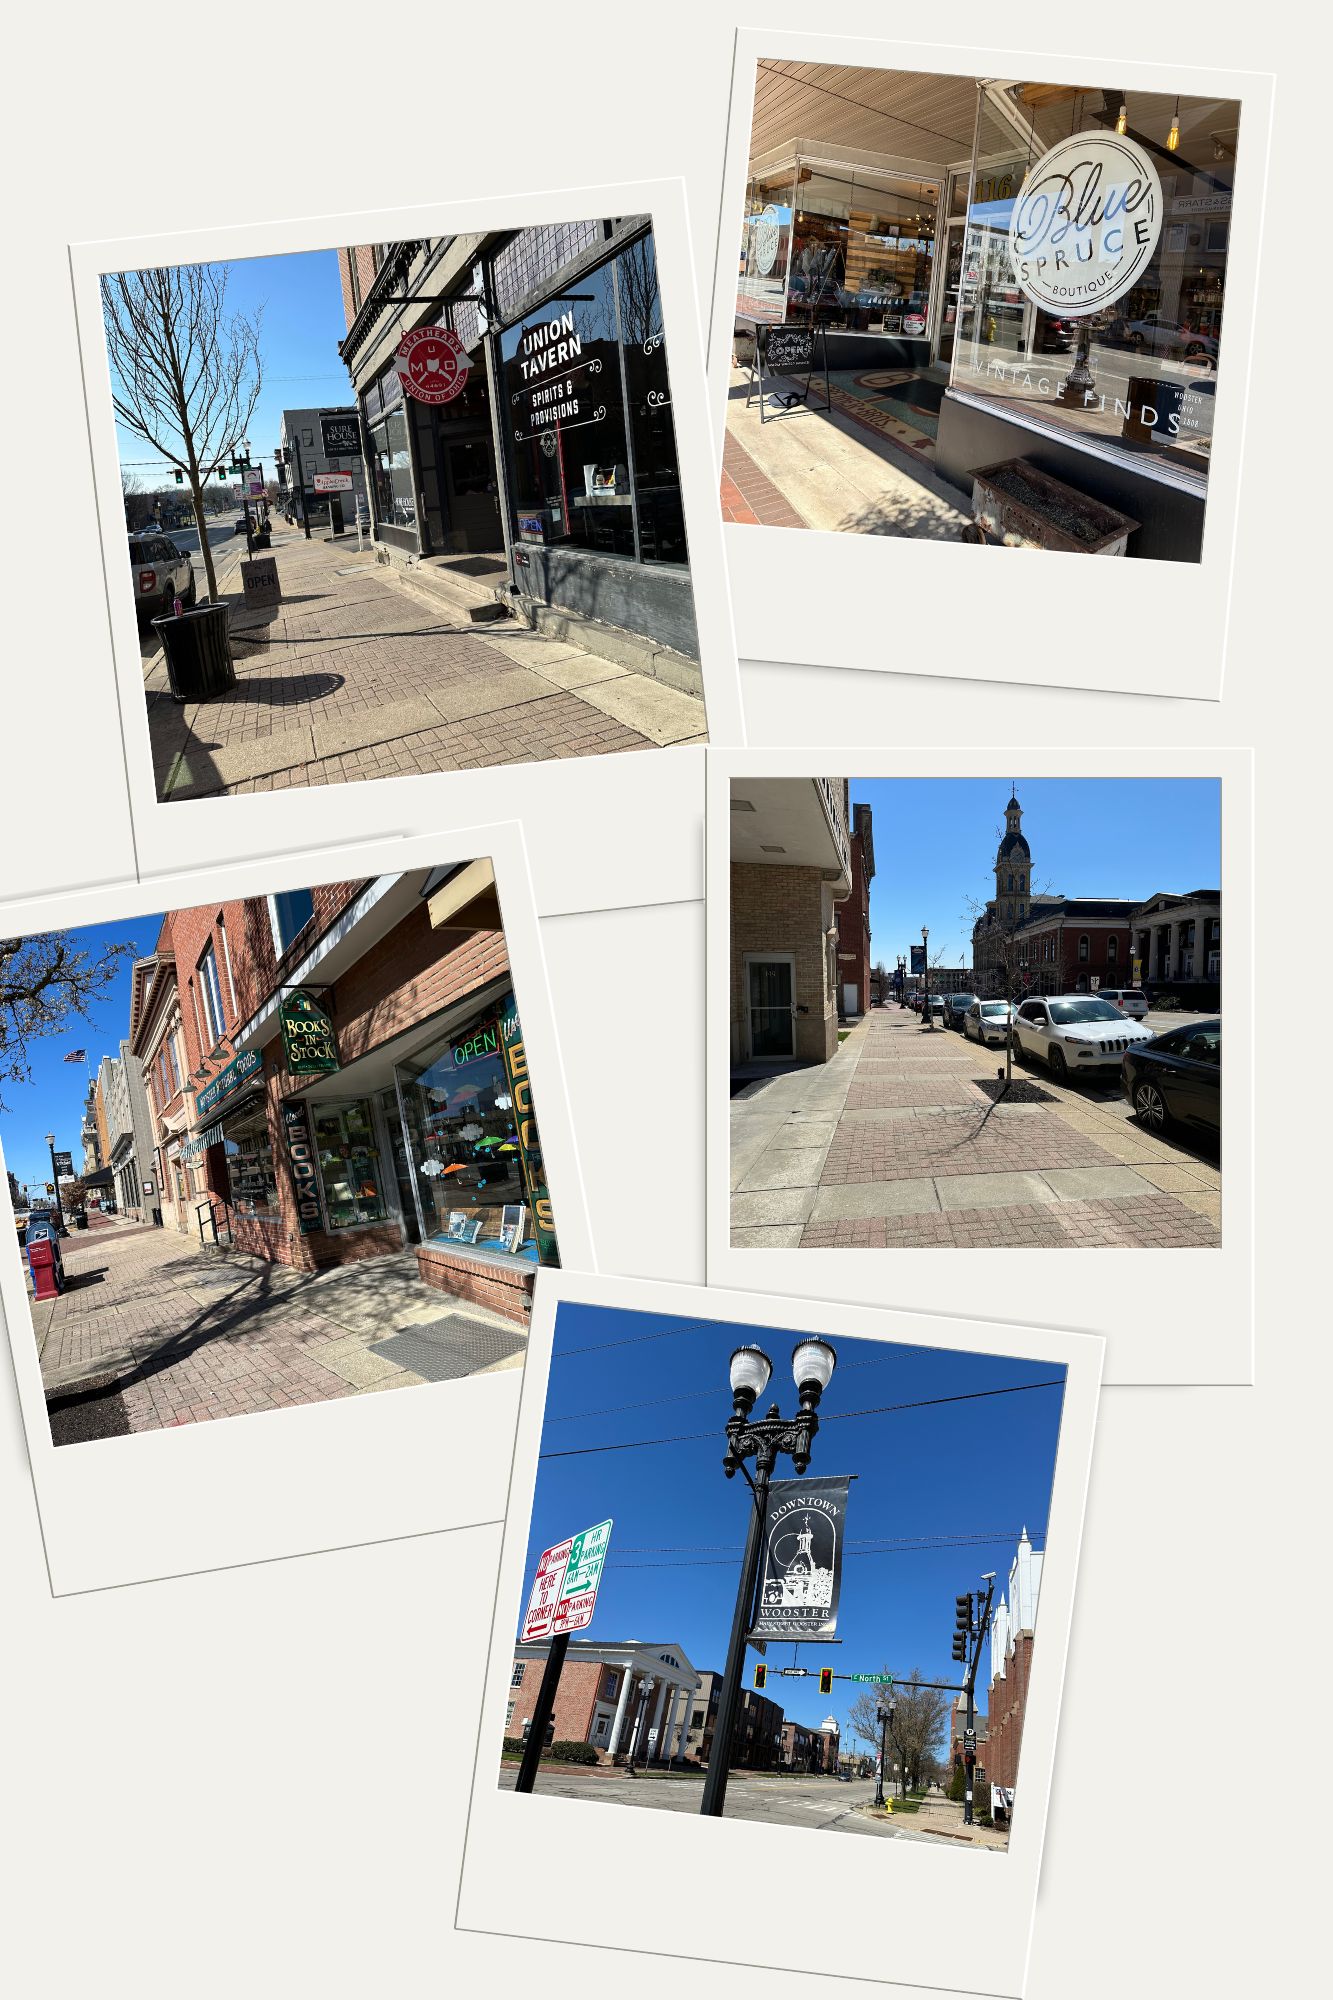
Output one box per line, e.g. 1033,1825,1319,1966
764,324,815,373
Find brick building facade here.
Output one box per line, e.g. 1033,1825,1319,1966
684,1670,786,1769
983,1529,1044,1802
834,800,875,1020
730,777,853,1067
508,1640,701,1765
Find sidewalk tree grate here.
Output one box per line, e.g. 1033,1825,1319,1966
45,1371,132,1446
369,1317,527,1382
970,1078,1059,1105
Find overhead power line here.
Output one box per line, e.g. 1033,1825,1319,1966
536,1378,1064,1460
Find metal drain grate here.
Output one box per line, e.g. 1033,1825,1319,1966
369,1316,527,1382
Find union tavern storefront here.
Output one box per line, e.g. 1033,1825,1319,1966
174,866,556,1325
337,220,701,684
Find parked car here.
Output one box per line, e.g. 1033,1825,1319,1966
129,533,196,623
1106,312,1219,366
232,516,250,535
1122,1019,1220,1137
964,999,1016,1046
1011,995,1154,1082
924,995,947,1023
943,992,978,1029
1099,988,1150,1019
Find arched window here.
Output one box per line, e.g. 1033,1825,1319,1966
1078,935,1090,962
1007,873,1014,890
1107,936,1119,962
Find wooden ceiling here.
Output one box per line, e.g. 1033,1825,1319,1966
748,60,983,169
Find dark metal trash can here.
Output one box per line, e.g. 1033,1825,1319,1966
74,1211,88,1230
152,602,236,701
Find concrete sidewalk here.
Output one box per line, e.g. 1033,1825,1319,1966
29,1213,527,1443
144,526,706,800
731,1006,1222,1250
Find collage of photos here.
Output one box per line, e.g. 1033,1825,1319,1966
0,21,1280,2000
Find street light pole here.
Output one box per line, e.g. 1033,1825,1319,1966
44,1133,65,1234
699,1337,838,1819
628,1674,656,1775
922,925,932,1028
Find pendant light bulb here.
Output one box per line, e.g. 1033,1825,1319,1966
1115,102,1128,136
1167,99,1180,152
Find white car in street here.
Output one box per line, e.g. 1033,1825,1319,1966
1011,994,1154,1082
1098,988,1150,1019
964,999,1016,1047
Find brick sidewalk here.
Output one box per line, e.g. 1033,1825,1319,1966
144,527,707,801
721,431,810,530
29,1215,527,1443
731,1007,1222,1250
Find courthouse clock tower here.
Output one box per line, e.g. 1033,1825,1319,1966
994,793,1031,928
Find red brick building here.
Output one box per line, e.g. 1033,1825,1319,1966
128,927,194,1235
980,1528,1044,1816
835,800,875,1020
157,863,556,1323
730,777,853,1067
974,795,1132,997
507,1640,702,1764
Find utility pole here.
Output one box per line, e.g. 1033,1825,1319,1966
951,1573,996,1825
922,925,932,1028
291,430,312,538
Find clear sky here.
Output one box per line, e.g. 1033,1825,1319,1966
521,1304,1067,1754
111,248,353,488
0,917,157,1196
857,777,1222,971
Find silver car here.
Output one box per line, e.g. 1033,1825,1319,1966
129,533,196,623
964,999,1016,1047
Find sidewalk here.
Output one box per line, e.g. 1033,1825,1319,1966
731,1007,1222,1249
144,526,707,801
29,1213,527,1444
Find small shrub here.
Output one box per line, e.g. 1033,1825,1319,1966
548,1740,599,1764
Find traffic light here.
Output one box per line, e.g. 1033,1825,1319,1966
173,469,183,484
955,1593,973,1631
819,1667,833,1694
951,1631,967,1662
753,1663,766,1691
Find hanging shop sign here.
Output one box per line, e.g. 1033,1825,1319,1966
1007,130,1163,316
312,471,355,494
279,989,340,1077
320,414,362,457
749,1475,851,1644
395,324,470,405
754,203,782,276
280,1101,324,1234
499,994,558,1264
195,1047,263,1118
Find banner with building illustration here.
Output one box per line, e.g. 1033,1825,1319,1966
749,1475,850,1643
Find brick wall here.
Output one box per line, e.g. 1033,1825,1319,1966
506,1656,615,1743
835,821,873,1018
416,1243,534,1323
731,862,837,1065
984,1631,1034,1790
337,248,380,332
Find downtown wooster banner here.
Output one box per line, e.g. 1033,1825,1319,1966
749,1474,850,1643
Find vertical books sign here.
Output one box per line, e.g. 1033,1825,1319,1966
280,1101,324,1235
499,995,558,1264
749,1476,850,1643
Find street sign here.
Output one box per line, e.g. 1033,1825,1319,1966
313,471,355,493
520,1518,613,1642
964,1728,977,1750
848,1673,892,1684
395,324,470,406
51,1151,73,1177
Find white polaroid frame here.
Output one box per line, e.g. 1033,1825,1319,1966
69,178,744,920
455,1271,1102,1997
707,748,1253,1387
0,821,594,1596
708,29,1274,702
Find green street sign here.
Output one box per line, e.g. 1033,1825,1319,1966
849,1673,894,1684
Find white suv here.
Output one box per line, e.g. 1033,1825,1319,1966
1011,995,1154,1082
129,534,196,623
1098,989,1149,1018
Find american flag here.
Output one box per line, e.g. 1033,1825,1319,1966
64,1049,87,1063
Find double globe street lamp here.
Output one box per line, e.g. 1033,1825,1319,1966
700,1335,838,1818
873,1694,896,1808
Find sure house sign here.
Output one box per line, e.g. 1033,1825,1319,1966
1007,131,1163,315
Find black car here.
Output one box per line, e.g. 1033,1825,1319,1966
943,992,978,1030
1121,1019,1220,1137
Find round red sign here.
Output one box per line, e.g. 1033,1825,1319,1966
395,325,470,405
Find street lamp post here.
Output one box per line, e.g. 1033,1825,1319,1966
628,1675,656,1775
44,1133,65,1234
700,1336,838,1819
874,1696,894,1808
922,926,932,1028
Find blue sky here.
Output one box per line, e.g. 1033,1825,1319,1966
0,917,157,1196
111,249,352,487
857,778,1222,970
522,1304,1067,1751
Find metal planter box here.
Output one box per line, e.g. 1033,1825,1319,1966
969,459,1139,556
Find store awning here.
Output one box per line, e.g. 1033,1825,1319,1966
423,858,500,934
83,1166,116,1187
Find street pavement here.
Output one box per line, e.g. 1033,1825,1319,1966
732,1005,1221,1250
27,1212,527,1444
142,523,706,800
497,1767,1006,1846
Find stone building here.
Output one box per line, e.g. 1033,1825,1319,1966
1130,890,1221,1003
730,776,853,1067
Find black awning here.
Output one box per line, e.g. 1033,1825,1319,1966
82,1166,117,1187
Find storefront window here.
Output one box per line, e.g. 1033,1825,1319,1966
948,87,1240,485
617,234,687,566
783,167,938,336
369,405,416,529
501,257,636,560
396,1000,551,1263
311,1101,389,1230
222,1106,280,1219
738,175,794,323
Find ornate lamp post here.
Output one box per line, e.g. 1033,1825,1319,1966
700,1336,837,1818
874,1694,896,1808
628,1674,656,1775
921,926,933,1028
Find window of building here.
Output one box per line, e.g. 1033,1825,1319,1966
949,86,1242,490
311,1100,389,1231
395,999,554,1262
1107,935,1119,962
769,164,939,337
198,942,226,1048
218,916,238,1017
505,1700,516,1728
221,1106,280,1219
268,888,316,958
367,400,415,531
617,233,687,565
511,1664,526,1688
1078,935,1090,961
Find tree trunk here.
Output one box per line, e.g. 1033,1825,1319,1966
189,477,219,603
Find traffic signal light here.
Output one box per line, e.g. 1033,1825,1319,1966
951,1631,967,1662
753,1663,766,1691
173,470,183,484
819,1667,833,1694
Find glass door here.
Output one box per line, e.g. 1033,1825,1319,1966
443,438,502,552
934,224,966,368
747,957,796,1060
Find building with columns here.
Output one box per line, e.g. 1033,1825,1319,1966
1130,890,1221,1002
507,1639,701,1765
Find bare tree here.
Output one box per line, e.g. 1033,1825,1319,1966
101,262,263,602
0,933,138,1112
848,1670,951,1799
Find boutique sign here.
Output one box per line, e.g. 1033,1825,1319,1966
1007,131,1162,315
